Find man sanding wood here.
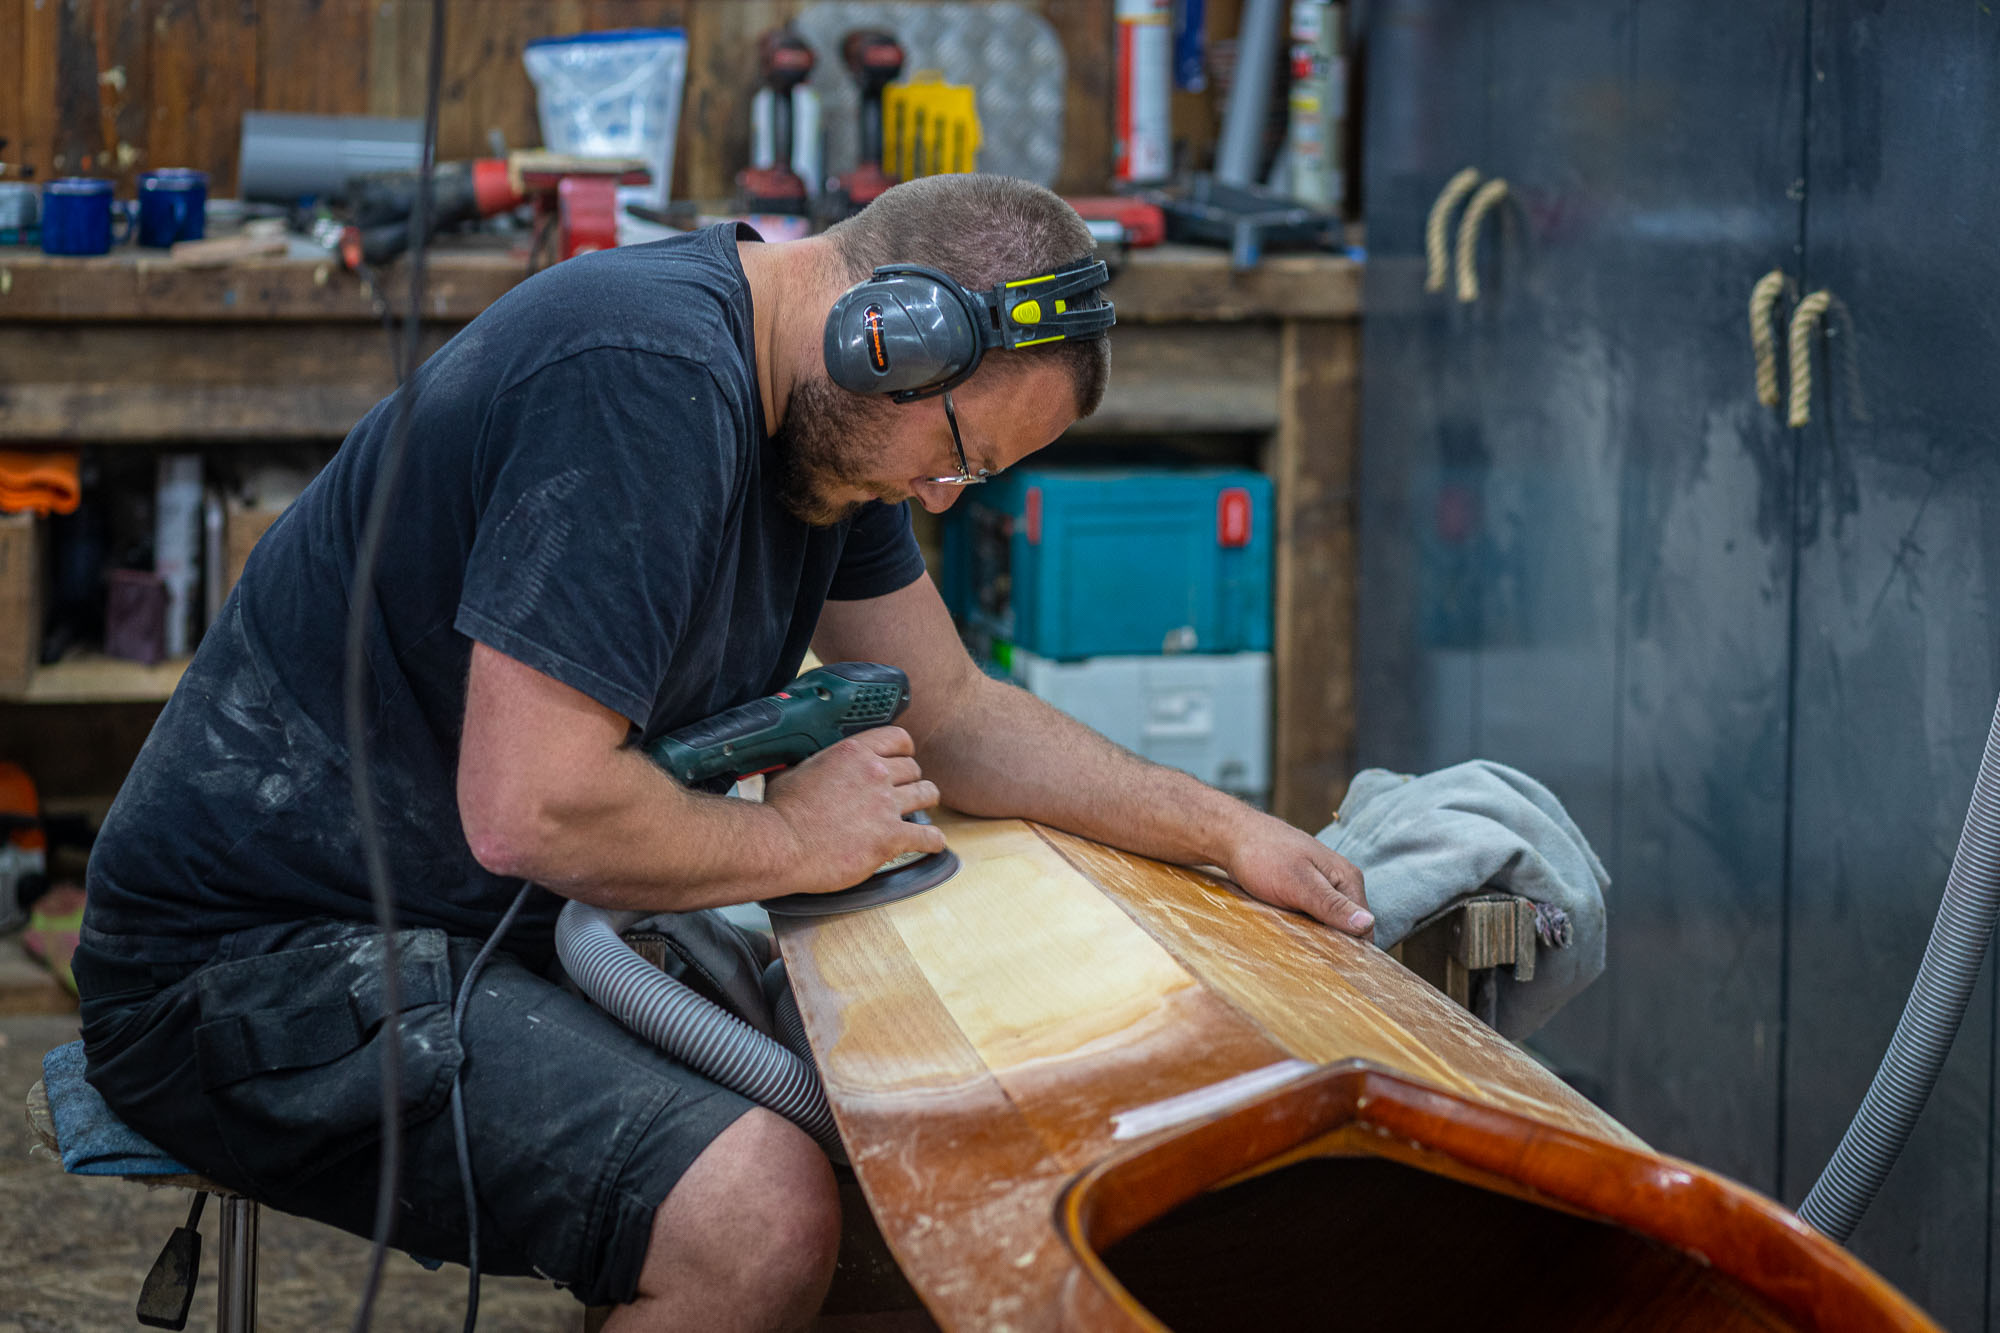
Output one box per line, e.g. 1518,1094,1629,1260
70,175,1371,1331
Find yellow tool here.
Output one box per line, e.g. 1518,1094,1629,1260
882,74,982,178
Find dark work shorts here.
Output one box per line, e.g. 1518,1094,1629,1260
74,919,757,1307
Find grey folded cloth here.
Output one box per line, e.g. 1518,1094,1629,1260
1317,760,1608,1039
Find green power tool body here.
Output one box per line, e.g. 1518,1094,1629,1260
643,661,960,915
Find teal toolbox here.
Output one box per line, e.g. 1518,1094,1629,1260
940,468,1274,660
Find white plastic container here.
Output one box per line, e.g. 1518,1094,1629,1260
1008,649,1272,806
154,455,203,658
525,28,688,209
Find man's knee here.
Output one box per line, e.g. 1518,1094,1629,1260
634,1108,841,1318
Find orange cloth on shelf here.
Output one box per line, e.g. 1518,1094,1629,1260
0,451,81,516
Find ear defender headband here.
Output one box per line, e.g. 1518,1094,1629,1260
822,256,1116,402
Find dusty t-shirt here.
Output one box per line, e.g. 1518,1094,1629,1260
82,223,925,966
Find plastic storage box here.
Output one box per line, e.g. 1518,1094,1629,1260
1007,649,1271,806
942,468,1273,660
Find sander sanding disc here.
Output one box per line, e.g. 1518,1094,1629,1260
760,846,961,917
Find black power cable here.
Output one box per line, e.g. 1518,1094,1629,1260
347,0,447,1328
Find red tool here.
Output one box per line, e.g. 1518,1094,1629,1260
833,29,906,212
1062,195,1168,248
740,29,816,215
516,152,648,268
337,152,648,272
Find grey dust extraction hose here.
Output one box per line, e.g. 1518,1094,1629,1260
554,900,842,1156
1798,693,2000,1240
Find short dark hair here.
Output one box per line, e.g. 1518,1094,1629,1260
822,174,1112,417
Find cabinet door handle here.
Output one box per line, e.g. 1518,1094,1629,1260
1425,167,1482,293
1787,289,1834,427
1749,270,1794,408
1455,178,1511,303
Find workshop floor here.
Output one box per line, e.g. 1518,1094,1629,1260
0,1010,579,1333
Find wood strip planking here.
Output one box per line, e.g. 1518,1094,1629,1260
1042,0,1114,194
0,247,522,319
883,820,1196,1074
876,816,1297,1165
256,0,374,116
1,4,25,178
779,903,1085,1330
1271,318,1360,829
51,0,105,175
366,0,430,120
1034,826,1486,1095
435,1,550,162
677,0,798,206
780,814,1308,1330
0,245,1356,322
102,0,153,188
1036,824,1645,1147
150,0,260,196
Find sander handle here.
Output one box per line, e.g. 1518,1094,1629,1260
645,662,912,786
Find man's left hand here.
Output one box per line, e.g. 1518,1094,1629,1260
1222,815,1374,941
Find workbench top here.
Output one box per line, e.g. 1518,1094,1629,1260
0,239,1360,324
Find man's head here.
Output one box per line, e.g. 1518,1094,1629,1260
770,174,1112,525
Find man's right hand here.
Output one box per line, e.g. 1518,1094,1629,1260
763,726,946,895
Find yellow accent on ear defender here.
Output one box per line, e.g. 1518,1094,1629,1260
1013,333,1066,347
1012,299,1043,324
1005,273,1056,287
1055,299,1068,313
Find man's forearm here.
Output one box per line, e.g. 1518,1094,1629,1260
916,675,1264,868
472,749,807,912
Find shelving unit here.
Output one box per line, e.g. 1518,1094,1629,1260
7,654,191,705
0,240,1362,828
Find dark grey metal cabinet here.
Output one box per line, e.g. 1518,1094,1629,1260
1360,1,1997,1324
1593,2,1815,1202
1783,7,2000,1328
1356,0,1492,773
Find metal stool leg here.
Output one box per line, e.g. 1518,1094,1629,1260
216,1197,259,1333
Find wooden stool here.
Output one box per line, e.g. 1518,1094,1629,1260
27,1075,261,1332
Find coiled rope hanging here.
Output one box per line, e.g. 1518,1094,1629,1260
1455,178,1511,303
1424,167,1482,293
1787,289,1834,427
1749,270,1792,409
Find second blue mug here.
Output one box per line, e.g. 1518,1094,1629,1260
138,168,208,248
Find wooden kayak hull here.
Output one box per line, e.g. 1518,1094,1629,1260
776,814,1936,1332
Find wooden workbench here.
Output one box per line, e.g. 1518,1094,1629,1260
0,241,1361,828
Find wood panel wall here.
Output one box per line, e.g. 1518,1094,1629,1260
0,0,1122,200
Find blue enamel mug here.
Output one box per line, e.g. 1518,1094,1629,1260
41,177,129,255
138,168,208,247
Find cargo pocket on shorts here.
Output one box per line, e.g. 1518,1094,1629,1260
192,926,464,1197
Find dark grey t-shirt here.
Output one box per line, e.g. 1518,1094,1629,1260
82,223,926,966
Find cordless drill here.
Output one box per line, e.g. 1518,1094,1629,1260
740,28,817,215
833,30,906,212
646,662,911,786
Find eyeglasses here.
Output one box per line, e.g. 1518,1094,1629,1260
921,390,993,486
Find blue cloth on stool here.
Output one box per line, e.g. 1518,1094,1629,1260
41,1040,190,1176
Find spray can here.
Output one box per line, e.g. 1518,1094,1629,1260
1285,0,1345,210
1116,0,1172,184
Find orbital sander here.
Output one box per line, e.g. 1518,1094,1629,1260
645,661,960,915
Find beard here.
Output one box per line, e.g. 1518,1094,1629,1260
770,373,907,526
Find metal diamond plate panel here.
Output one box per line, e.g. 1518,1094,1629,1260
792,2,1066,186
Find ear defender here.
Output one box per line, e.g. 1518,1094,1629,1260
823,257,1116,402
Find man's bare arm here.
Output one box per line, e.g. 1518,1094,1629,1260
812,575,1372,936
455,641,942,910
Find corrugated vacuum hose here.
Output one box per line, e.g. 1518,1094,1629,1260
555,900,842,1156
1799,693,2000,1239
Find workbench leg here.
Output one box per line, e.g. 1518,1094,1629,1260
1271,318,1361,829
